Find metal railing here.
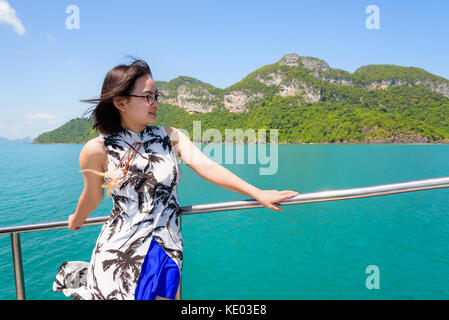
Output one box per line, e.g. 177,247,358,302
1,176,449,300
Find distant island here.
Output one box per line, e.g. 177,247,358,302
33,53,449,144
0,136,35,144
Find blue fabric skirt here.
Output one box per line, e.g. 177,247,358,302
134,237,180,300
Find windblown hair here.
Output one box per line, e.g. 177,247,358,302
81,58,153,135
80,143,141,199
79,58,152,198
79,168,123,199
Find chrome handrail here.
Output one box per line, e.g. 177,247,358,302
1,175,449,300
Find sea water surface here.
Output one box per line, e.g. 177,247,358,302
0,143,448,300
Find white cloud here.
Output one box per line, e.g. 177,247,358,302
0,0,25,35
45,32,56,42
0,113,67,140
25,112,61,124
26,112,57,120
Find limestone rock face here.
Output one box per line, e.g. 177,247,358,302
323,77,354,86
363,79,449,97
160,84,221,113
175,85,218,113
417,80,449,98
157,53,449,114
300,56,330,72
279,80,321,102
279,53,300,67
256,72,283,86
223,91,264,113
364,79,408,90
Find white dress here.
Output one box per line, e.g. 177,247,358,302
53,125,183,300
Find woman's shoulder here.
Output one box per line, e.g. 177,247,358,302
163,126,181,143
81,136,108,171
86,135,106,149
163,126,174,136
162,127,182,157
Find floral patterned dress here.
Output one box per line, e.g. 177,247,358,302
53,125,183,300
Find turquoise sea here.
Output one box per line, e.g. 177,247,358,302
0,143,448,300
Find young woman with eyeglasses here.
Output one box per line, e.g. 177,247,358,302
53,59,299,300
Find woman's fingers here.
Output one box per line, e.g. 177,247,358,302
280,190,299,195
282,193,297,198
255,189,298,212
280,191,299,199
270,190,298,211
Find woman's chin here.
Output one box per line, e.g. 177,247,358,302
147,113,157,121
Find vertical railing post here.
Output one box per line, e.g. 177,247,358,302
175,214,182,300
179,214,182,300
175,273,182,300
10,233,25,300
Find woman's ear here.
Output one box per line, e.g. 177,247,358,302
113,96,127,112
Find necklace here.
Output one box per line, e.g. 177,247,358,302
115,141,142,189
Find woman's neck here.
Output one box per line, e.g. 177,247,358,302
121,122,147,134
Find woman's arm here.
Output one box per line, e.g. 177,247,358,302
165,127,299,211
68,139,106,230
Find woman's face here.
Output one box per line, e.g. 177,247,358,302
115,74,159,128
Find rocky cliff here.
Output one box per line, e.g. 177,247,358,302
156,53,449,114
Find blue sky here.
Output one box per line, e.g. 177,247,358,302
0,0,448,140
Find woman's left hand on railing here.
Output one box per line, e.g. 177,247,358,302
252,190,299,212
68,214,83,231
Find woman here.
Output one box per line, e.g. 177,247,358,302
53,59,299,300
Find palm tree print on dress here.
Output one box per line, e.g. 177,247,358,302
104,135,125,153
119,163,159,211
53,126,183,300
102,232,153,299
104,194,133,240
145,134,172,153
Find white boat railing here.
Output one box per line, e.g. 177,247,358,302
1,176,448,300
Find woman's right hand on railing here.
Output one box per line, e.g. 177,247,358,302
68,214,82,231
251,189,299,212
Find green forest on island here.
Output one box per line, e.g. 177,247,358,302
33,59,449,144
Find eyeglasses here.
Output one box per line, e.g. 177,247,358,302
127,90,163,105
